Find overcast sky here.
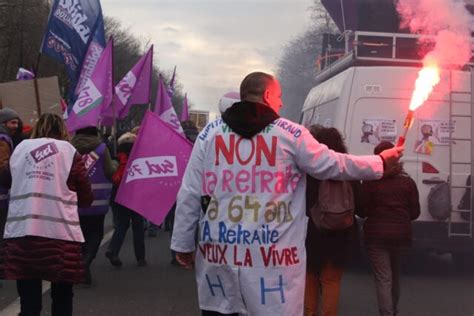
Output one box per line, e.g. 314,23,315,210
101,0,313,114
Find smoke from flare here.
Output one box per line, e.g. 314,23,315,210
397,0,473,69
397,0,473,111
409,60,441,111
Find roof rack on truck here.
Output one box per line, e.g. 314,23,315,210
316,31,474,85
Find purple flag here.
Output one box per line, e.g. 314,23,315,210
167,65,176,98
16,68,35,81
154,75,185,135
101,46,153,122
115,111,193,225
180,93,189,121
67,40,113,133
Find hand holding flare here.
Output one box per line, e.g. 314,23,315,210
396,110,414,147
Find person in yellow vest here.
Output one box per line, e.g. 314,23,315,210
0,113,93,316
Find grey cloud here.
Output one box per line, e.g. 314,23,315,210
163,41,182,50
163,26,179,33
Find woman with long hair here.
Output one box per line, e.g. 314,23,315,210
0,113,93,315
304,126,358,316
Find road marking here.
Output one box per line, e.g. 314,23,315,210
0,229,114,316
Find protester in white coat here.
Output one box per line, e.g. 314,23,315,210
171,72,403,316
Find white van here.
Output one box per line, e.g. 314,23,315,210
301,57,474,265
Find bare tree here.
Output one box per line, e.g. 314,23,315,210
277,0,337,122
0,4,186,127
0,0,58,82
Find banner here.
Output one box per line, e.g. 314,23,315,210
115,111,193,225
154,75,184,135
75,13,106,97
67,40,113,132
101,46,153,123
40,0,105,100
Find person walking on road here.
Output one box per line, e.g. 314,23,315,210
0,108,22,245
106,132,147,267
72,126,116,285
359,141,420,316
171,71,404,315
304,126,360,316
0,113,93,316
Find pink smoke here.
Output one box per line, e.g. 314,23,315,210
397,0,473,69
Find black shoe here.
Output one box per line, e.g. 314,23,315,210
105,251,122,267
137,259,147,267
170,258,180,266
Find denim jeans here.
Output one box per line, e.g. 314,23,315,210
17,279,73,316
108,201,145,261
304,261,344,316
366,245,401,316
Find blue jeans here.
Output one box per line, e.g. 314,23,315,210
108,201,145,261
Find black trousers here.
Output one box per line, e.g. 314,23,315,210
79,214,106,266
108,201,145,261
17,279,73,316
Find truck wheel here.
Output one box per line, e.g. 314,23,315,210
452,252,474,271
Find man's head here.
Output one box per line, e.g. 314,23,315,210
0,108,20,136
240,72,282,113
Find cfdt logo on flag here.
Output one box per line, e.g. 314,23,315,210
126,156,178,183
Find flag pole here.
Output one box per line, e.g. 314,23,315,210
148,45,154,112
110,37,117,157
32,53,43,118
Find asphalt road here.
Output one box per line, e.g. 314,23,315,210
0,215,473,315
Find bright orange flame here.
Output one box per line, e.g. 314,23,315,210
409,60,441,111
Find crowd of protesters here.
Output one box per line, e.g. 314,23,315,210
0,71,420,316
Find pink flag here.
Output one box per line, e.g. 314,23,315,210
180,93,189,121
115,111,193,225
167,65,176,98
67,40,113,132
154,75,185,135
101,45,153,123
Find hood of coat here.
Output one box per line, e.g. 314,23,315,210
71,134,102,155
221,101,279,139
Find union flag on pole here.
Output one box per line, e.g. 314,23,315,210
154,75,185,135
180,93,189,121
67,39,113,133
115,111,193,225
101,45,153,123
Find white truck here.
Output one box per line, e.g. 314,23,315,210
301,31,474,266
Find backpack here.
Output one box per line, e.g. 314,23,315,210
428,182,451,220
310,180,354,230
